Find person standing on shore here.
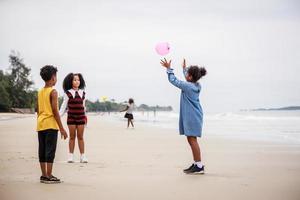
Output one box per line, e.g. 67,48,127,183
120,98,135,128
160,58,207,174
59,73,88,163
37,65,68,183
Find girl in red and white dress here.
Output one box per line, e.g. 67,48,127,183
59,73,88,163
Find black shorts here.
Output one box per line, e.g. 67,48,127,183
38,129,58,163
124,113,134,119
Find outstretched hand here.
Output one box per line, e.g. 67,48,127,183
160,58,172,68
182,58,186,69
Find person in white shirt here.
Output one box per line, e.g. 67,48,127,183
120,98,135,128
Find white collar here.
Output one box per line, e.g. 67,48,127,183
68,89,84,98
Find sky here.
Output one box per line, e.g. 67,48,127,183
0,0,300,112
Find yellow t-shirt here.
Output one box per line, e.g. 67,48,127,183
37,87,59,131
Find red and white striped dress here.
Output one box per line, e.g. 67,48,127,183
66,90,86,125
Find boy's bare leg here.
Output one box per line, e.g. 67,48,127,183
46,163,53,177
40,162,47,177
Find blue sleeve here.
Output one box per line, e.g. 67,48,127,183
166,68,190,91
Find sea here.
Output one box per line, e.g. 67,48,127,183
107,110,300,145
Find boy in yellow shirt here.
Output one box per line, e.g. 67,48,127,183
37,65,68,184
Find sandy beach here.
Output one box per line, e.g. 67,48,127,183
0,113,300,200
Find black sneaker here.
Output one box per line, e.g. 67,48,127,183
40,176,49,183
46,175,62,184
183,164,195,173
184,164,205,174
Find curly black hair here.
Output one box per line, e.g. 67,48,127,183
62,73,86,92
40,65,57,81
187,66,207,82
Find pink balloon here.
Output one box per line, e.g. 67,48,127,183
155,42,170,56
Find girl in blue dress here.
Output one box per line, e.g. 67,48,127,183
160,58,207,174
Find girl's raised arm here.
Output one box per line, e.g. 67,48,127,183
182,58,188,78
160,58,190,91
166,68,190,91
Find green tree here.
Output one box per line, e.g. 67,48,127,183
0,70,11,111
6,51,35,108
0,84,11,111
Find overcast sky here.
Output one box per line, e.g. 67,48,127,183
0,0,299,112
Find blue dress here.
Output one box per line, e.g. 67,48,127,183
166,68,203,137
